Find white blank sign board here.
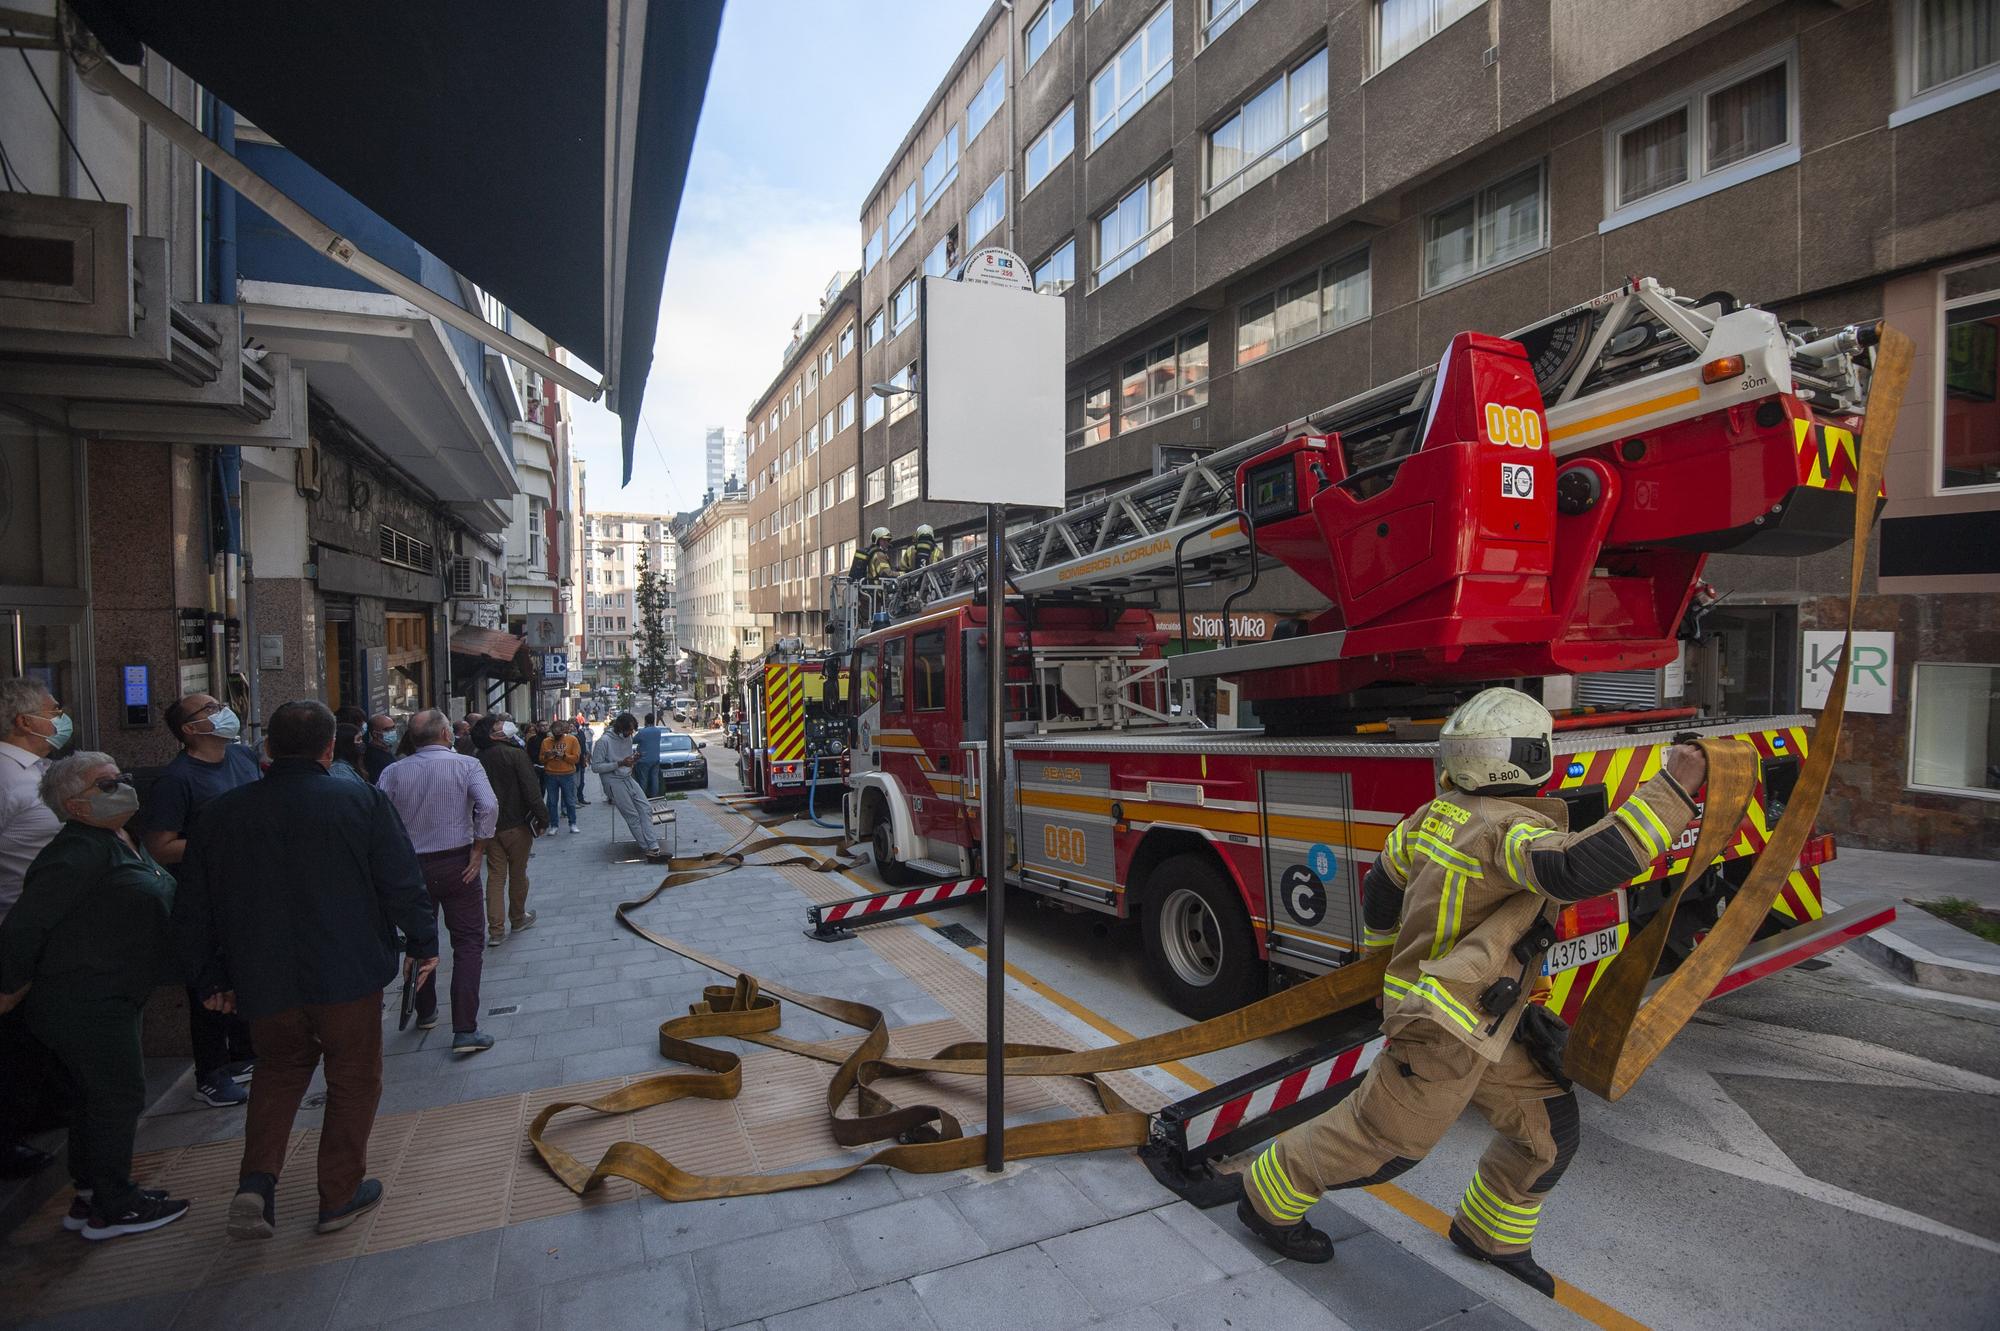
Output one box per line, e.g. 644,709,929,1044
921,275,1066,507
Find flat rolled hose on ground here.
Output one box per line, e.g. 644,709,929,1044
1565,325,1909,1102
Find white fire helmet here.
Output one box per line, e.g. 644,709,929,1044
1438,687,1554,793
871,526,891,542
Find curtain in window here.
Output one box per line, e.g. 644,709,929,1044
1916,0,2000,93
1238,81,1288,193
1617,107,1688,205
1237,294,1276,364
1208,116,1244,199
1291,49,1329,142
1276,275,1320,349
1375,0,1482,70
1706,64,1787,169
1323,255,1369,328
1480,168,1542,266
1177,329,1210,410
1427,198,1477,288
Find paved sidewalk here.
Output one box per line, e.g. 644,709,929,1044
0,789,1571,1331
1823,846,2000,1000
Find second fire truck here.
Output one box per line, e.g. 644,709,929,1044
841,279,1891,1019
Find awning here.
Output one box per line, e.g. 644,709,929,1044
65,0,723,484
449,626,528,665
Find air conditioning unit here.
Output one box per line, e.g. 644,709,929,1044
447,555,493,599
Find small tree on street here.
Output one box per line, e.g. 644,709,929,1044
635,549,673,714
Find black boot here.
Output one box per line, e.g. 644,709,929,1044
1235,1198,1335,1264
1448,1221,1556,1297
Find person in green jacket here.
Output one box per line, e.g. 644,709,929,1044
0,751,191,1242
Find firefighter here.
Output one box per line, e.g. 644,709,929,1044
897,523,939,573
1233,686,1707,1296
847,528,895,627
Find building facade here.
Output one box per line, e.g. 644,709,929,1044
579,510,677,693
677,481,760,690
745,272,865,648
853,0,1999,855
498,328,577,721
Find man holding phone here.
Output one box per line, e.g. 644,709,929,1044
177,701,439,1241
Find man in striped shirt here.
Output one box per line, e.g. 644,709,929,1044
1236,688,1703,1297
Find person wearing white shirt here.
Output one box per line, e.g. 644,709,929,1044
0,676,73,1180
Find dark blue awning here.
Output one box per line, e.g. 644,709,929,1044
67,0,722,483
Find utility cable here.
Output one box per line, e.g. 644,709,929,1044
0,131,20,190
16,46,106,201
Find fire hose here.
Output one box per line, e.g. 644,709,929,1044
529,327,1907,1194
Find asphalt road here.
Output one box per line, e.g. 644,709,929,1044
704,752,2000,1331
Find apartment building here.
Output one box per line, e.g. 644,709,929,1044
579,510,677,679
855,0,1999,854
745,272,866,647
678,480,762,685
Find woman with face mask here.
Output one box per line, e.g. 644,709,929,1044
0,753,192,1241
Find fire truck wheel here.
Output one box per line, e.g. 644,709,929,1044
1142,855,1263,1019
872,819,918,886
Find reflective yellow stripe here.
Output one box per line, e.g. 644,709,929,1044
1265,1150,1318,1211
1503,823,1556,886
1414,832,1482,876
1363,924,1399,949
1416,977,1480,1032
1384,824,1412,878
1471,1172,1542,1219
1627,795,1672,852
1432,870,1466,959
1462,1189,1538,1243
1252,1149,1313,1220
1382,973,1414,1005
1615,803,1664,859
1548,384,1701,443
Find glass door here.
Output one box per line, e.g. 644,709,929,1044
0,605,93,744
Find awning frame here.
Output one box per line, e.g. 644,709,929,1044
61,15,605,403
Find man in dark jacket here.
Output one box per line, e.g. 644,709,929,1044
472,714,549,947
177,700,438,1241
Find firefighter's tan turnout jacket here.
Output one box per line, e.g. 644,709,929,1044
1363,770,1699,1061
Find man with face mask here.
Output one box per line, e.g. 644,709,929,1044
363,713,399,784
0,678,72,1181
143,693,262,1108
0,752,192,1240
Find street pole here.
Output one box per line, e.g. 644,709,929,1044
983,501,1007,1173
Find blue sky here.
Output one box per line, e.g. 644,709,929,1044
567,0,992,515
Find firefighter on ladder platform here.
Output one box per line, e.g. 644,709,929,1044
1234,687,1709,1295
897,523,939,574
847,527,895,626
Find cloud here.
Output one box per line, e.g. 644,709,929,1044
568,153,857,515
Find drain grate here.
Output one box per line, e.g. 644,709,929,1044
486,1004,521,1016
932,923,985,949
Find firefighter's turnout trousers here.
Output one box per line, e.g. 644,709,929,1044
1246,768,1697,1255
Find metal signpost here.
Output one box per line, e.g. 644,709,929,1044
919,252,1065,1169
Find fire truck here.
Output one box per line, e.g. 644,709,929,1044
841,279,1890,1019
738,639,851,805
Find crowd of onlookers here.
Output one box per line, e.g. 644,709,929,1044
0,677,685,1246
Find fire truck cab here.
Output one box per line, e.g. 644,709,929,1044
739,641,851,803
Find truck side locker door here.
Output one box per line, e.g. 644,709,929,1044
906,627,960,851
1015,758,1119,908
1258,770,1361,968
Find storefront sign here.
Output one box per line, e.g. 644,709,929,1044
540,652,568,681
526,614,564,649
1801,630,1894,714
1150,611,1282,643
362,646,389,714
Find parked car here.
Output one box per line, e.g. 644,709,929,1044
656,731,708,788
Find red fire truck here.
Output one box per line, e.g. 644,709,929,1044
738,642,850,806
842,279,1892,1018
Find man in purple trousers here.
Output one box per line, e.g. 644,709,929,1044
378,710,499,1054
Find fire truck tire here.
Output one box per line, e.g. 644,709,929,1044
872,818,919,887
1141,855,1264,1019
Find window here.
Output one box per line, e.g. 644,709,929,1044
888,182,918,253
925,231,957,279
1094,167,1173,287
912,629,948,710
1604,46,1797,228
967,174,1006,242
864,225,884,272
1204,48,1328,213
822,348,835,377
840,322,855,357
1204,0,1259,43
526,497,546,570
866,307,885,347
805,364,818,394
840,392,857,431
1943,260,2000,491
1237,250,1369,366
841,537,857,568
968,62,1006,143
1120,326,1209,428
865,392,886,428
891,276,921,333
1373,0,1483,71
1025,104,1075,193
890,451,921,505
1091,4,1174,150
1070,379,1112,451
1909,663,2000,797
823,408,836,440
866,466,887,503
882,638,907,712
806,488,819,517
1034,239,1076,295
1897,0,2000,124
806,422,819,451
767,410,778,433
839,466,857,501
1423,162,1544,292
1026,0,1072,69
923,125,961,211
888,362,919,424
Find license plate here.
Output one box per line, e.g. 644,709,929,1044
1544,925,1621,975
